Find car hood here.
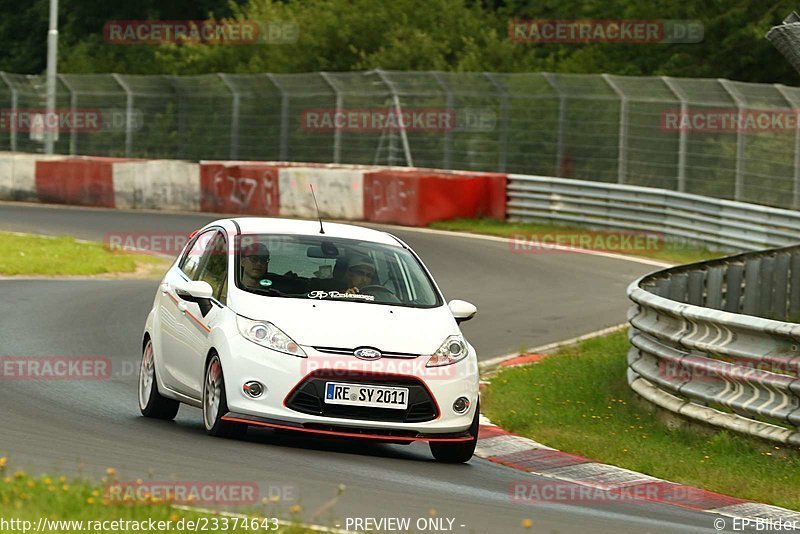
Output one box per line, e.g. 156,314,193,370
229,292,460,355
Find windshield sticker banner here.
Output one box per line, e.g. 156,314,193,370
308,290,375,302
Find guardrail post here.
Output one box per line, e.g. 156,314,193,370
759,255,775,318
719,79,746,201
111,73,134,158
217,73,240,160
773,253,790,320
724,262,744,313
774,84,800,209
56,74,77,155
265,74,288,161
662,76,688,192
668,272,688,302
687,270,705,306
602,74,629,185
543,73,566,177
0,72,18,152
484,72,509,173
791,252,800,320
432,71,453,170
743,257,762,316
706,265,725,309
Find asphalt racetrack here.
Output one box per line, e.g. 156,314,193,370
0,202,724,533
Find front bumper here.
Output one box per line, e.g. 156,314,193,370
219,337,479,435
221,412,475,443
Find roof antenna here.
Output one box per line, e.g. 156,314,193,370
310,184,325,234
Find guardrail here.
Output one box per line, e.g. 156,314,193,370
627,245,800,446
508,174,800,251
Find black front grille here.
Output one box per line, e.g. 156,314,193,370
313,346,421,359
285,372,438,423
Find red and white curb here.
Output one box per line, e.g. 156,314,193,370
476,361,800,525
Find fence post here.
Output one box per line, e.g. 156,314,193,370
543,73,566,177
265,74,288,161
484,72,508,173
719,79,746,201
0,72,17,152
165,76,187,158
662,76,688,193
217,73,240,160
432,71,453,170
375,69,414,167
319,72,342,164
111,73,134,158
775,84,800,210
602,73,628,185
57,74,77,155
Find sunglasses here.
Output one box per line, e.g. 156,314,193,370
244,255,270,265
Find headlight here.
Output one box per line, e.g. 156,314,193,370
426,335,469,367
236,316,307,358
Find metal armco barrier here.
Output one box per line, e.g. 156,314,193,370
508,174,800,251
627,245,800,446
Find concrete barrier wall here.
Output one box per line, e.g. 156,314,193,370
114,160,200,211
3,153,507,227
0,152,63,201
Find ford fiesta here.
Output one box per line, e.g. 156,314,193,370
139,218,481,463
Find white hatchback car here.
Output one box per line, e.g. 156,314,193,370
139,218,481,462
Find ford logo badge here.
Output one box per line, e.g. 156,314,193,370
354,348,382,361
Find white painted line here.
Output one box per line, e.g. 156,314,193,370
171,504,355,534
538,463,662,490
474,434,554,458
479,322,629,370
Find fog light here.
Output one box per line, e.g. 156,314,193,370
243,381,264,398
453,397,470,414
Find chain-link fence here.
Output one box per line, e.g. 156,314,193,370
3,69,800,209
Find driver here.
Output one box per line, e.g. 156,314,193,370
342,259,377,295
240,243,271,289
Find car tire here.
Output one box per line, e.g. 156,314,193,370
429,401,479,464
139,339,180,420
202,353,247,439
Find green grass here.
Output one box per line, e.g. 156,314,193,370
0,232,170,276
0,465,315,533
430,218,725,264
482,330,800,511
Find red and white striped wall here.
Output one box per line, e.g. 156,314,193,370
0,153,507,227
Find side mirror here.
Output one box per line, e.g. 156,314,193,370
175,280,214,300
448,299,477,324
174,280,215,316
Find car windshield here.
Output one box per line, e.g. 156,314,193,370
234,234,441,308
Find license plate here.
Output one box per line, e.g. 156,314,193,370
324,382,409,410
